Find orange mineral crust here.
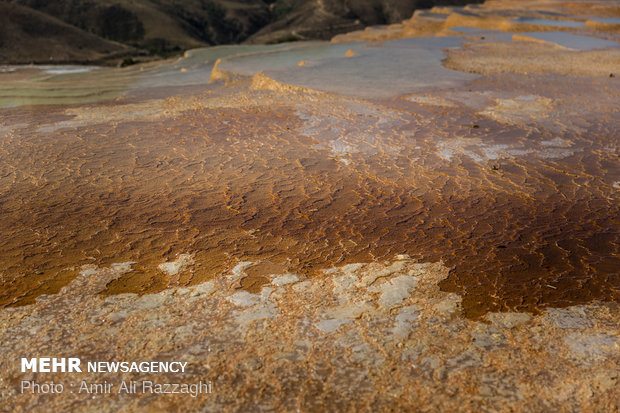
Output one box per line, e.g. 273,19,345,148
1,1,620,410
0,72,618,318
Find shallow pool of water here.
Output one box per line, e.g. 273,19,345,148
510,17,585,28
515,32,619,50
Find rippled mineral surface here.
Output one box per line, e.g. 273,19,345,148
0,0,618,411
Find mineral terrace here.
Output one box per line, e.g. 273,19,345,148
0,0,618,411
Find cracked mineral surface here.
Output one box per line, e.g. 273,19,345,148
1,258,618,411
0,0,618,410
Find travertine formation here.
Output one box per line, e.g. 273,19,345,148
0,0,618,410
1,257,618,411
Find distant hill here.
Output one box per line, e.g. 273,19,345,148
0,2,136,65
246,0,454,44
0,0,482,65
4,0,273,54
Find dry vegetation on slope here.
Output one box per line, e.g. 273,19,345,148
0,2,136,64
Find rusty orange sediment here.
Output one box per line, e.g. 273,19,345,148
1,1,620,410
0,73,617,318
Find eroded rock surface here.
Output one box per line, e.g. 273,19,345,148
1,258,618,411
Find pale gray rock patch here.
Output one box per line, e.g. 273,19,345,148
132,293,170,311
292,280,313,293
229,261,254,278
370,275,417,310
434,295,461,316
271,274,299,286
315,303,372,334
472,324,507,350
227,291,262,307
315,318,352,333
447,348,483,370
391,306,420,339
546,306,594,330
323,303,373,320
189,281,216,297
332,273,358,295
563,333,618,360
233,302,278,330
79,265,100,276
486,312,532,329
158,253,194,276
